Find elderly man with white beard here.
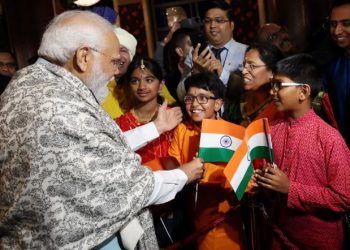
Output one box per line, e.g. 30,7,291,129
0,10,204,250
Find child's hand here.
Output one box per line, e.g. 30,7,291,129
154,100,182,134
254,163,290,193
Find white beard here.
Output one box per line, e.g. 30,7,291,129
85,61,114,103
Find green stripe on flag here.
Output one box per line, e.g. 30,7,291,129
235,165,253,200
250,146,274,162
198,147,234,162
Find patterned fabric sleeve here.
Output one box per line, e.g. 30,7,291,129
0,61,158,249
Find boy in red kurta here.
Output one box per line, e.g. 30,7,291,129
254,54,350,249
169,71,244,250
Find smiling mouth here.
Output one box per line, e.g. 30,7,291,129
243,77,252,83
191,109,203,113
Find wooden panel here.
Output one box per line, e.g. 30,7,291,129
2,0,54,67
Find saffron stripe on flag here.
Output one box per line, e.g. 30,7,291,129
201,119,245,139
199,119,245,163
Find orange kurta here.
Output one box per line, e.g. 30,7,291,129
168,120,243,250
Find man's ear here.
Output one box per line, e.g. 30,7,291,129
299,84,311,101
214,98,224,112
75,46,91,72
230,21,235,32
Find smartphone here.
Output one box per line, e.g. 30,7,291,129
190,31,208,55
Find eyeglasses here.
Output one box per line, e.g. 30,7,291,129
203,17,230,24
0,61,17,69
184,94,217,104
242,61,266,71
270,80,306,91
90,47,121,66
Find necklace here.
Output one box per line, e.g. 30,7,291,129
131,107,158,124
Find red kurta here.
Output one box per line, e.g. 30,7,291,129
116,111,173,164
269,109,350,249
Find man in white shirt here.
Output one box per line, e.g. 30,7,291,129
0,10,203,250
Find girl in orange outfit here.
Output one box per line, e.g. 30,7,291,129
168,71,244,250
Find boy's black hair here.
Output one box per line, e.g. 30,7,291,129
246,42,284,71
203,0,234,22
184,71,226,99
275,53,323,99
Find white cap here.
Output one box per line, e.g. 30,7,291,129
114,26,137,60
74,0,101,7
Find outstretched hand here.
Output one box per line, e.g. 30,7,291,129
154,100,182,134
179,157,204,184
254,163,290,194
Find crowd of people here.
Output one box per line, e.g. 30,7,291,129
0,0,349,249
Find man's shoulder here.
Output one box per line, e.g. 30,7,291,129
228,39,248,51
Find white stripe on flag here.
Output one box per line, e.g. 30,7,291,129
230,152,251,191
248,132,271,148
200,133,242,151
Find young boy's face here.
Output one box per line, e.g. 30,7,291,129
185,86,222,123
270,75,307,114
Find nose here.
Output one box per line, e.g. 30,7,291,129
210,21,217,28
242,66,249,75
113,66,120,76
270,88,277,96
190,96,201,106
138,79,147,89
333,23,343,35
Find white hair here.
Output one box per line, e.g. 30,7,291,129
38,10,114,64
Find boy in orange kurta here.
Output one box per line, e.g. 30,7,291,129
168,71,243,250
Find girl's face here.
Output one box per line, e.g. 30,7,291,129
242,49,273,91
129,67,163,104
185,86,223,124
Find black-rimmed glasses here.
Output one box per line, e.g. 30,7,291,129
90,47,121,66
184,94,217,104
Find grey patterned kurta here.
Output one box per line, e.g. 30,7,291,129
0,59,158,249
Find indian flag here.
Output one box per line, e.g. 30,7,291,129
224,118,274,200
199,119,245,162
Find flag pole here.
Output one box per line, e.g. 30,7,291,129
262,118,275,166
248,119,272,250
